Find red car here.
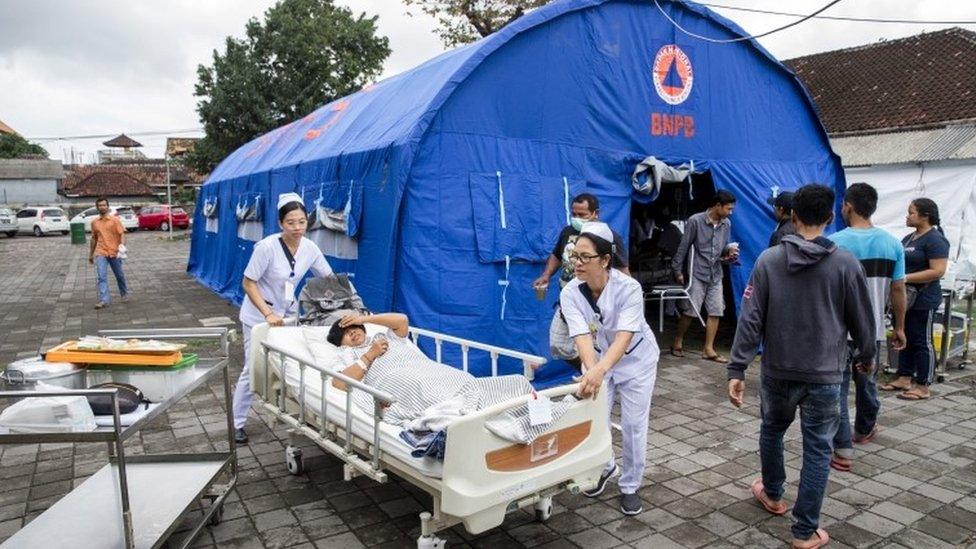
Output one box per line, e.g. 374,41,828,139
138,205,190,231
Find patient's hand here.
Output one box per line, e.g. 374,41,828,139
339,313,368,327
364,339,389,362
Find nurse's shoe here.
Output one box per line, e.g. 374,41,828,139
234,428,249,444
583,463,618,497
620,493,643,515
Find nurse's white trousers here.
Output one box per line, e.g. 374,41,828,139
232,323,254,430
605,365,657,494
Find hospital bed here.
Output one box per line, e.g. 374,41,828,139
249,322,611,548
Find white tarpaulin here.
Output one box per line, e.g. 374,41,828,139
845,162,976,285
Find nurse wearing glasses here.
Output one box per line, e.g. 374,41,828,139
232,192,333,444
559,221,659,516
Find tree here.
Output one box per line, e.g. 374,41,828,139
404,0,549,47
191,0,391,172
0,133,49,159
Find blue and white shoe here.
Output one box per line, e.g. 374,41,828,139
583,463,618,498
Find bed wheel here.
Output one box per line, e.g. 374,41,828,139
417,535,446,549
534,496,553,522
208,504,224,526
285,446,304,475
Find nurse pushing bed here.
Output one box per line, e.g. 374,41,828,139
559,221,660,516
232,192,334,444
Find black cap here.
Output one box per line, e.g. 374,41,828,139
766,191,794,210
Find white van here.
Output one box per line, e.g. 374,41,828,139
16,207,70,237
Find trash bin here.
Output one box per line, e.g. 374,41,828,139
70,222,86,245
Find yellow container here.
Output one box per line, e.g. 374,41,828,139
932,324,951,351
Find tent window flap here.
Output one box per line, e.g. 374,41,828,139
468,172,585,263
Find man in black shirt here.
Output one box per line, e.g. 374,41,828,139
767,191,796,247
536,193,628,366
533,193,628,289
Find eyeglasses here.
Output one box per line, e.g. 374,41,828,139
568,252,601,264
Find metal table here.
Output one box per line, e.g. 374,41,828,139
0,327,237,549
935,284,974,382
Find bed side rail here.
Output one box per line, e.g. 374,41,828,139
258,337,395,481
407,326,546,381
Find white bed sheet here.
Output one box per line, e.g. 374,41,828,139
264,327,444,478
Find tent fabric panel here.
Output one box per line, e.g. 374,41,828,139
708,158,847,311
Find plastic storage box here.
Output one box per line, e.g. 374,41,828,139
85,354,198,403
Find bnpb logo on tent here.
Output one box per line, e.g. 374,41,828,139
649,44,696,138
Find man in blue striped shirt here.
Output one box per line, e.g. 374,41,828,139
829,183,907,472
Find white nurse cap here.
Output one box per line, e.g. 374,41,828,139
277,192,303,211
580,221,613,244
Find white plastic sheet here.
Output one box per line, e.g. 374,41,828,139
0,383,96,434
845,162,976,284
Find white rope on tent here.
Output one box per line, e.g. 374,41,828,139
563,177,571,225
914,162,927,194
496,171,507,229
499,255,511,320
343,179,354,229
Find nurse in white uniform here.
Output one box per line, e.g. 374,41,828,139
232,192,333,443
560,221,659,516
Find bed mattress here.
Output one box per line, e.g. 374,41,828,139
264,327,444,478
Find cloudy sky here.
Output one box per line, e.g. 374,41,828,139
1,0,974,162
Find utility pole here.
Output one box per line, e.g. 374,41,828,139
165,152,173,240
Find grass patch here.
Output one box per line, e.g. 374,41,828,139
181,338,220,352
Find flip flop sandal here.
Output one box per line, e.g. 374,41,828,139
897,390,930,400
852,426,879,444
669,347,685,358
703,354,729,364
751,478,788,515
829,455,852,472
792,528,830,549
879,382,911,391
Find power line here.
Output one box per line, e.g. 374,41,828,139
28,128,203,142
696,2,976,25
654,0,845,43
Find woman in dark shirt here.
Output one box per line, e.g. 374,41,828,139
881,198,949,400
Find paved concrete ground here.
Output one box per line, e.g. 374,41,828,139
0,231,975,548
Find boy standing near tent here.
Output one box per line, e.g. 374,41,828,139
670,190,737,362
727,184,876,549
829,183,907,472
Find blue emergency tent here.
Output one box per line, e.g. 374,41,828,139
189,0,843,386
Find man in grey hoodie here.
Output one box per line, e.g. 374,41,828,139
727,184,876,549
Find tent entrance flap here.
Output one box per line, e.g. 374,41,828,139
629,170,742,325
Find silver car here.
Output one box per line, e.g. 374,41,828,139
0,207,16,237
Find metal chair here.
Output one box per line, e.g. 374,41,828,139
644,247,705,332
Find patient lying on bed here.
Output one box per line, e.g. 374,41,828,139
323,312,568,444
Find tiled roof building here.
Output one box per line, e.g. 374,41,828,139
787,28,976,135
787,27,976,165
